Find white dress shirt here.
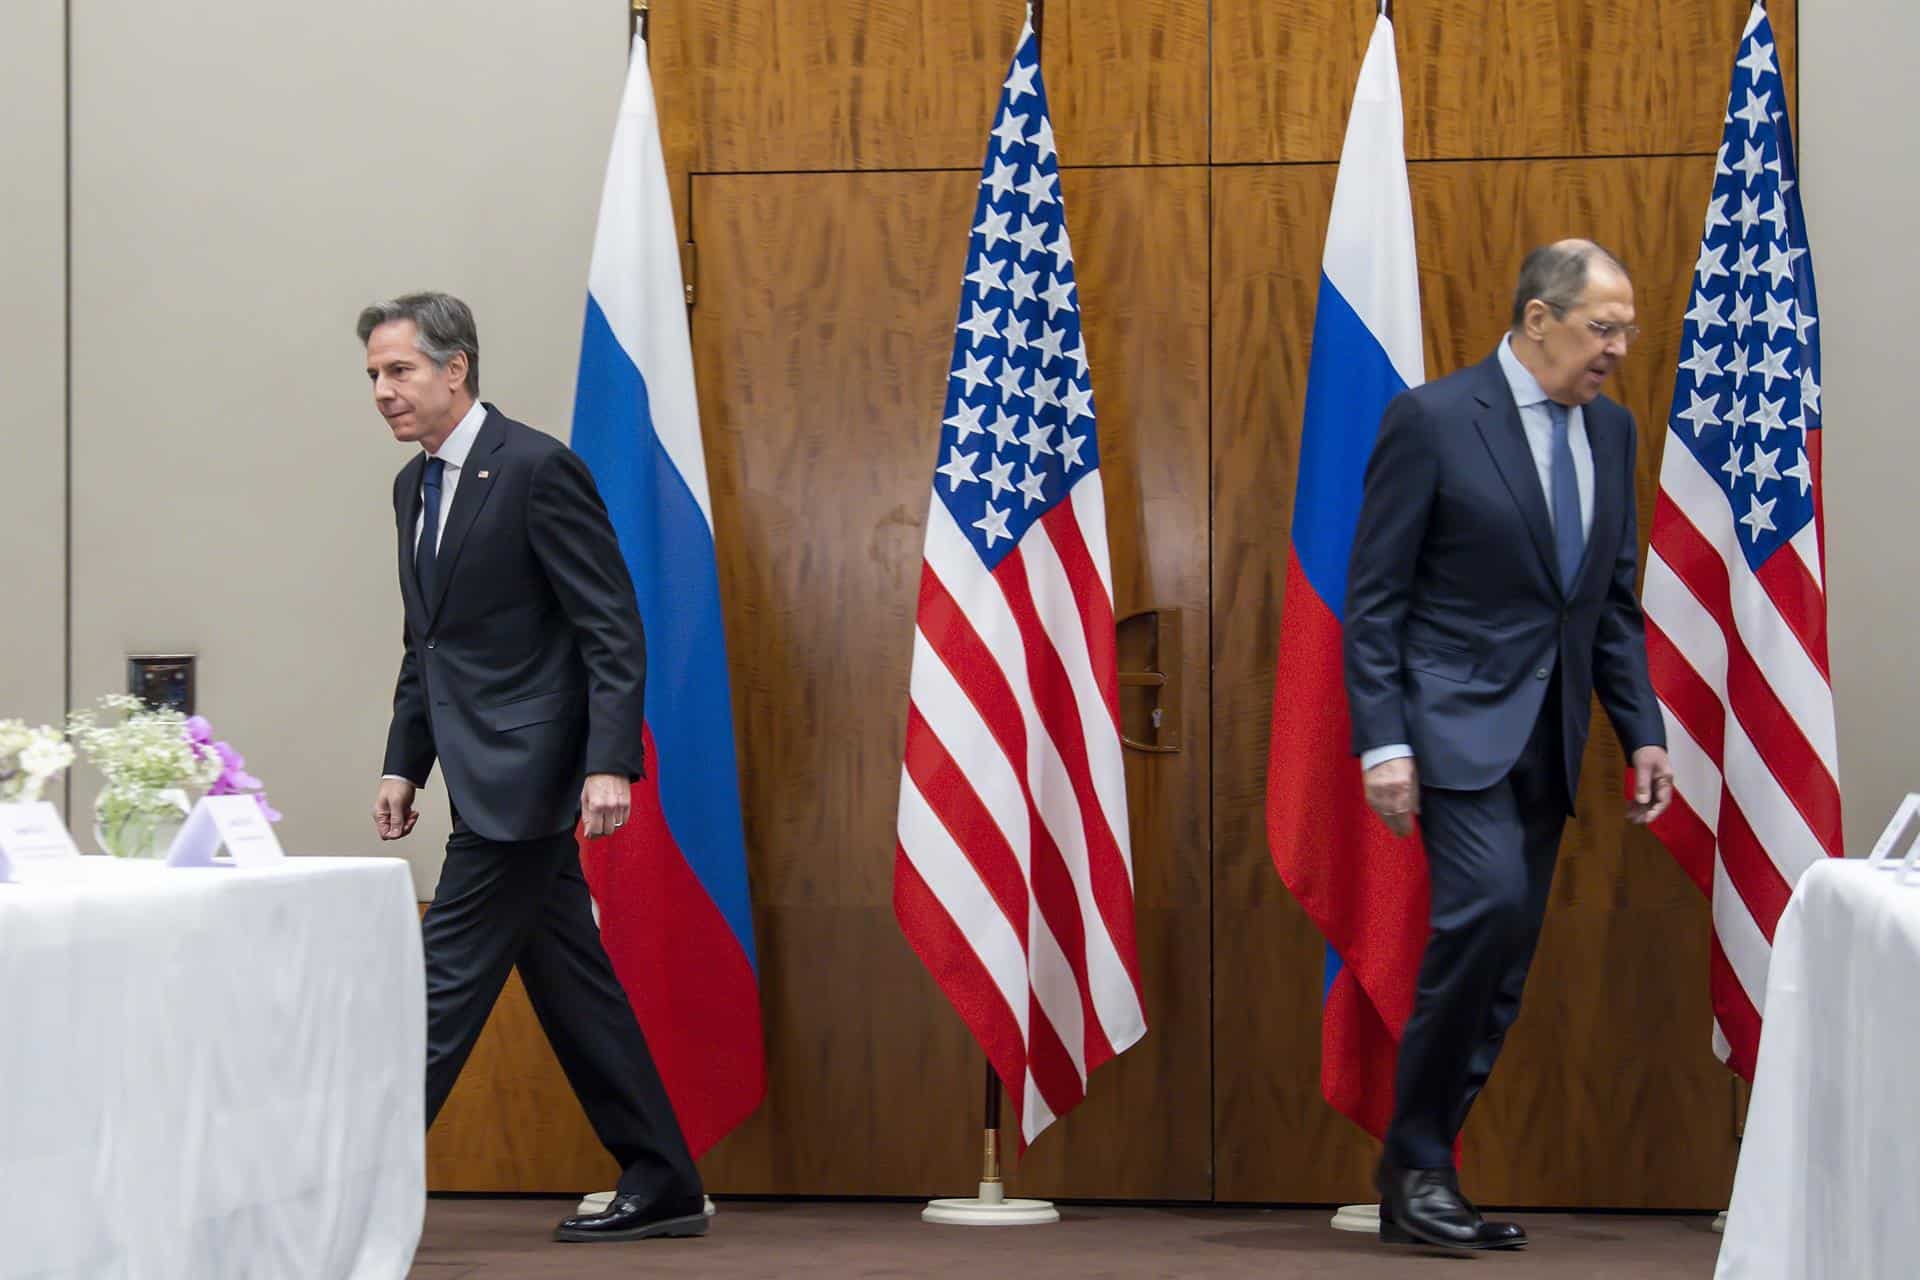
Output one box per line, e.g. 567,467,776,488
1359,337,1595,773
413,399,488,555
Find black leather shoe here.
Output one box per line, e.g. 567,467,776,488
553,1193,709,1243
1376,1160,1523,1252
1378,1198,1527,1250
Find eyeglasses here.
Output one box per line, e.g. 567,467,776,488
1582,318,1642,346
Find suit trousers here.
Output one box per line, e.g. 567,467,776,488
421,817,701,1203
1384,679,1571,1171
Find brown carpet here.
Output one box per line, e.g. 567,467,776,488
412,1198,1723,1278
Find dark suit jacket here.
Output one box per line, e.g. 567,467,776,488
383,406,646,842
1342,352,1664,805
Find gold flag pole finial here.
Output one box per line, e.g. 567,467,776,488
630,0,649,43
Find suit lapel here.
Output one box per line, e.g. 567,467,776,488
1469,356,1560,589
424,409,506,625
396,452,428,623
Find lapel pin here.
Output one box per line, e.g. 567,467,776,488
478,470,490,479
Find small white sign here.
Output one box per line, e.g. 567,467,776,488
166,794,287,869
0,801,85,883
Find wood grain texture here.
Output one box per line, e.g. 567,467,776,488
1213,0,1799,164
1210,155,1743,1207
651,0,1206,173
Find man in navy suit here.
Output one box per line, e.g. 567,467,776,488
362,292,705,1244
1344,242,1674,1250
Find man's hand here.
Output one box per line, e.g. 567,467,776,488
1363,757,1420,838
581,773,632,839
1627,745,1675,825
373,778,418,841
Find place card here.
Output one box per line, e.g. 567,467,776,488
0,801,85,883
1867,793,1920,885
166,794,287,869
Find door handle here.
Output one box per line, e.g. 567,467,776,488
1116,606,1181,754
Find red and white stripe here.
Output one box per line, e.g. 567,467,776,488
894,471,1147,1143
1643,430,1838,1079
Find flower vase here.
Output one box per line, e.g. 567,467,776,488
94,788,192,859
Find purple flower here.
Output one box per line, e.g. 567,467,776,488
178,717,279,822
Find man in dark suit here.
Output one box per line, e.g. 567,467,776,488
361,292,705,1244
1344,242,1674,1250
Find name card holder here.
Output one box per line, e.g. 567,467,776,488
1866,793,1920,885
166,794,287,869
0,801,86,883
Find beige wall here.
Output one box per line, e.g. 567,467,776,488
0,1,68,780
62,0,625,895
1801,2,1918,854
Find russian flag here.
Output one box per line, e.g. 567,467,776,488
1265,11,1428,1143
567,28,765,1158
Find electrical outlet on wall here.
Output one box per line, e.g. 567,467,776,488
128,655,195,715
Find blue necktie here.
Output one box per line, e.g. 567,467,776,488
416,456,445,601
1548,402,1584,590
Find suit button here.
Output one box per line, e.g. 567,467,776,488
426,640,436,650
1535,667,1549,680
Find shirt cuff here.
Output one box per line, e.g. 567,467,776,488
379,774,420,785
1360,744,1414,771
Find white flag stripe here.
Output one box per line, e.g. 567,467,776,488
1711,857,1773,1014
897,774,1031,1036
1069,474,1117,597
1022,1074,1056,1143
925,499,1144,1042
909,620,1033,875
1657,445,1839,774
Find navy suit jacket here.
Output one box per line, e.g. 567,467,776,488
1342,353,1664,805
382,406,647,842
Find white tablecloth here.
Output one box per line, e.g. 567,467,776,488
0,856,424,1279
1717,859,1920,1279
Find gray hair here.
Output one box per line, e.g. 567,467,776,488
1510,241,1629,327
356,291,480,396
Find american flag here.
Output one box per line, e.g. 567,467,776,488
892,8,1146,1145
1643,1,1838,1081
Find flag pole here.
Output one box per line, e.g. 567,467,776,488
630,0,648,44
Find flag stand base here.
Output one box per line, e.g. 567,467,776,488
921,1066,1057,1226
1330,1203,1380,1233
575,1192,716,1219
923,1180,1059,1226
